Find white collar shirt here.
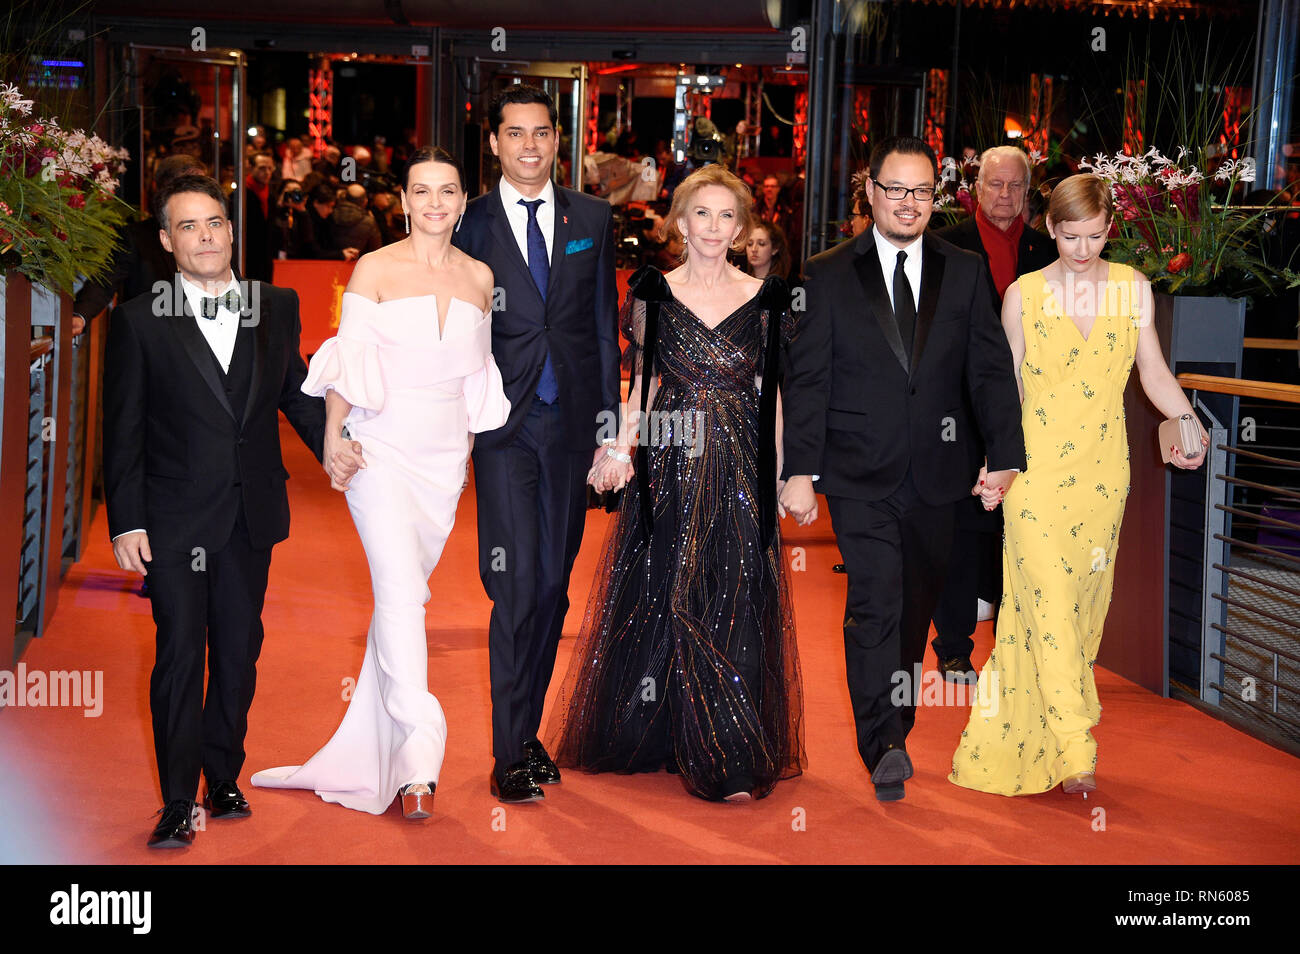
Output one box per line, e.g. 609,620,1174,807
872,227,924,315
498,176,556,266
180,271,242,374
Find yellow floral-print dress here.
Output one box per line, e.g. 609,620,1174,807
950,262,1141,795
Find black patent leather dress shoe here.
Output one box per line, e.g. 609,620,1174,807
491,762,545,803
148,799,196,849
871,747,914,802
203,779,251,819
937,654,978,683
523,738,561,785
832,564,846,574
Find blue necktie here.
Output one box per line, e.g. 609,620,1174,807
520,198,558,404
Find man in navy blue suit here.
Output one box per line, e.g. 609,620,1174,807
453,85,620,802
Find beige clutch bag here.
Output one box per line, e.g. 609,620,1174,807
1159,414,1203,463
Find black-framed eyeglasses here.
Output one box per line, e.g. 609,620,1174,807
871,179,936,202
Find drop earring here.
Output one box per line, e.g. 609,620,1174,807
405,211,410,234
456,212,463,233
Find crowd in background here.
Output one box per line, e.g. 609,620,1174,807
116,117,1300,313
575,122,811,282
238,129,417,282
230,121,815,287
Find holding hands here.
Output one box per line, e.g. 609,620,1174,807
973,464,1019,511
589,444,634,494
779,475,818,526
324,429,366,492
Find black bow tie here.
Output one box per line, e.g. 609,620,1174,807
198,290,241,319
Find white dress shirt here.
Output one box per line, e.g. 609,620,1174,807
872,227,923,314
497,176,555,266
180,271,242,373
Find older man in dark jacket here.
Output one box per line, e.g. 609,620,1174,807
930,145,1055,681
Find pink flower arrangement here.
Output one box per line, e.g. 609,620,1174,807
1079,145,1293,296
0,82,132,293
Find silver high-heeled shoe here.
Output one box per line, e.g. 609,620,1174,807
399,782,436,819
1061,772,1097,797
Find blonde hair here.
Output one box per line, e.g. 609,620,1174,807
662,164,753,253
1047,173,1113,225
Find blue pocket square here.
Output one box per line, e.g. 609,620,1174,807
565,237,593,255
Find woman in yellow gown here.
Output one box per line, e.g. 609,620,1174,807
950,174,1207,797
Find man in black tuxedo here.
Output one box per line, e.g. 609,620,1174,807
780,137,1025,801
453,85,620,803
104,173,340,847
930,146,1055,681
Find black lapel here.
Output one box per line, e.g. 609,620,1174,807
165,274,237,421
911,234,947,377
1018,228,1032,264
241,280,270,429
852,235,908,373
961,218,998,297
489,187,544,306
1019,228,1050,273
548,187,574,303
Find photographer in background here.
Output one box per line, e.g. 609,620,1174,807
269,179,314,261
304,183,359,261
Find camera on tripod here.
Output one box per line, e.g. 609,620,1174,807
687,117,724,166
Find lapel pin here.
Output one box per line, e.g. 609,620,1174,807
563,215,568,224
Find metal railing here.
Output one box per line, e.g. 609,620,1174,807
20,338,52,630
62,330,90,563
1178,373,1300,753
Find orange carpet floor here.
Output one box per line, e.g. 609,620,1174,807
1,420,1297,864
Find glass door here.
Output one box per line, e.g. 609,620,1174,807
127,46,247,272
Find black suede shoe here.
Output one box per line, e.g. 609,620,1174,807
148,799,195,849
937,654,978,683
523,738,561,785
491,761,545,803
203,779,251,819
871,747,913,802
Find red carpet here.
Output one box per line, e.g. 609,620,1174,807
1,419,1297,864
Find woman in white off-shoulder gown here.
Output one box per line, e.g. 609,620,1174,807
252,147,508,817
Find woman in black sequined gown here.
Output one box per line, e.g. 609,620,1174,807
545,166,804,801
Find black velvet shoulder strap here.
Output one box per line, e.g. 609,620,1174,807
626,265,671,538
758,276,790,548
